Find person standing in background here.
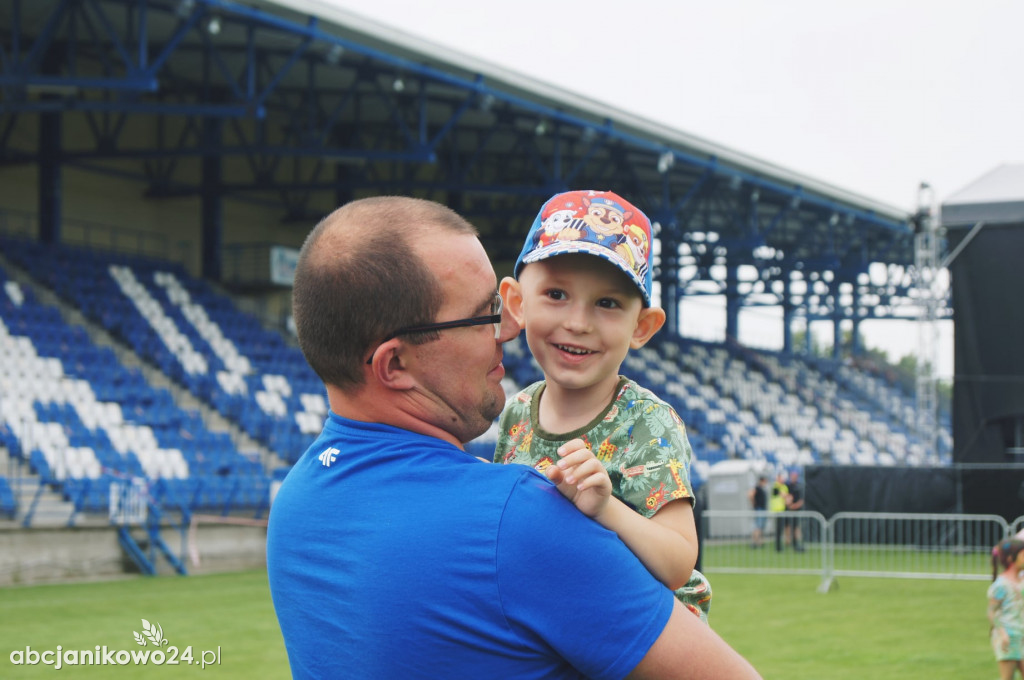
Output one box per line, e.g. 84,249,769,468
770,472,789,552
748,475,768,548
784,469,805,552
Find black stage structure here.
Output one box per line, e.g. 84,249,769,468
942,165,1024,465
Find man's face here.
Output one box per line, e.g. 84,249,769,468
407,232,518,444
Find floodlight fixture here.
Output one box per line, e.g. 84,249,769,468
657,151,674,174
325,44,344,65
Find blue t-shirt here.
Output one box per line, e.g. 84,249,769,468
266,414,674,680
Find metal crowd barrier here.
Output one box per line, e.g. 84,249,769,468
701,510,1016,591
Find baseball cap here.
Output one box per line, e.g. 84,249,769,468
513,189,654,306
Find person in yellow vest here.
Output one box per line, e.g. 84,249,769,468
770,472,789,552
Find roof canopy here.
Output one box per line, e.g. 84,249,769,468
942,164,1024,227
1,0,947,334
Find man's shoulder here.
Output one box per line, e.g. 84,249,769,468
496,466,599,530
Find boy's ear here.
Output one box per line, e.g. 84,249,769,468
630,306,666,349
499,276,526,327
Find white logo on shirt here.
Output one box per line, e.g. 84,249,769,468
318,447,339,467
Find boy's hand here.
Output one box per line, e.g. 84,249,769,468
545,438,611,519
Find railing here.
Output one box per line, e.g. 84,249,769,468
828,511,1005,581
702,510,1014,591
703,510,830,578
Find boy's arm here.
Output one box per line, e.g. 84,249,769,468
598,497,698,590
551,440,698,591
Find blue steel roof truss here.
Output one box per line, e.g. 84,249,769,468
0,0,949,331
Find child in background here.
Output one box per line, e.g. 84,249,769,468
989,538,1024,680
494,189,711,621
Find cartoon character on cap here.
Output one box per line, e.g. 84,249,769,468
620,221,650,280
514,189,655,307
583,195,631,244
538,209,584,247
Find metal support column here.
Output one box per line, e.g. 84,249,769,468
38,109,61,244
657,215,681,336
725,263,740,342
782,271,795,354
201,116,224,281
832,277,843,360
914,182,940,461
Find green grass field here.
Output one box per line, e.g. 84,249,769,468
0,569,995,679
709,573,992,680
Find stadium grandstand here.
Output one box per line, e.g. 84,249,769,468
2,0,994,585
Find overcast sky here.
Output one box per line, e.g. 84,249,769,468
317,0,1024,377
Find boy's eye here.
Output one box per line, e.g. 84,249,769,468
597,298,621,309
544,289,566,301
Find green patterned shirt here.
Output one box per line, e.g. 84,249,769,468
494,377,695,515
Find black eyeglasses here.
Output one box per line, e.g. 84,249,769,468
366,293,503,364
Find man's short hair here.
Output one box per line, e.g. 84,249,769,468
292,196,478,388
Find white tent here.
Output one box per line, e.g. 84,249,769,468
942,164,1024,227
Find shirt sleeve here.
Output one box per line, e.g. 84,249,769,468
612,400,695,518
495,471,675,680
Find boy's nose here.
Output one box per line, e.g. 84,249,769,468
562,304,591,332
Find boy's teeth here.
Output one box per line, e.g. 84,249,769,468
557,344,589,355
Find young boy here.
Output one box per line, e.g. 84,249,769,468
494,189,712,622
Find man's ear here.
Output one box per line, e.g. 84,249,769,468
630,306,666,349
499,276,526,327
367,339,417,390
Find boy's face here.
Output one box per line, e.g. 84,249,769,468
504,254,664,397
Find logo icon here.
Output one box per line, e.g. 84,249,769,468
318,447,339,467
133,619,169,647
